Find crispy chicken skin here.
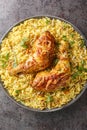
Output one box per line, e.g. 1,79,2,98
9,31,55,75
32,41,71,92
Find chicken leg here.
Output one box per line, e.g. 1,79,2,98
9,31,55,75
32,40,71,92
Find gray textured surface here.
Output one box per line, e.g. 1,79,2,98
0,0,87,130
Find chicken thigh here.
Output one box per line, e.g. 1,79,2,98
9,31,55,75
32,40,71,92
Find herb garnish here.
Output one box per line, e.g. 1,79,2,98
70,33,75,38
1,60,7,68
77,60,87,72
62,35,75,47
69,41,75,47
45,18,51,24
63,24,68,29
46,94,53,103
0,52,10,68
13,57,17,68
20,38,28,49
15,90,20,95
72,60,87,79
5,53,10,60
80,39,85,48
72,71,80,79
62,35,67,41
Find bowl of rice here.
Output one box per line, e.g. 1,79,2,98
0,15,87,112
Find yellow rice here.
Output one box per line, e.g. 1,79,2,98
0,17,87,110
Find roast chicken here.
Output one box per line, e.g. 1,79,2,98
9,31,71,92
32,40,71,92
9,31,55,75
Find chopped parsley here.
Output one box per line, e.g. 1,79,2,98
63,24,68,29
46,94,53,103
20,38,28,49
80,39,86,48
15,90,20,95
62,35,68,41
72,60,87,79
79,66,87,72
70,33,75,38
62,35,75,47
45,18,51,24
83,68,87,72
0,52,10,68
72,71,80,79
77,60,87,72
1,60,7,68
5,53,10,60
13,57,17,68
69,41,75,47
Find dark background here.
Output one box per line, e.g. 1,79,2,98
0,0,87,130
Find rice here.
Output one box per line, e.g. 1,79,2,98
0,17,87,110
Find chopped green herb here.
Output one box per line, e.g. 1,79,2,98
81,60,86,66
1,60,7,68
45,18,51,24
22,38,28,42
80,39,85,48
0,52,10,68
18,100,24,104
76,65,83,72
21,44,28,49
77,60,86,72
62,35,67,41
63,24,68,29
13,57,17,68
70,33,75,38
72,60,87,79
5,53,10,60
72,72,80,79
77,66,87,72
20,38,28,49
83,68,87,72
46,94,53,103
15,90,20,94
69,41,75,47
2,63,6,68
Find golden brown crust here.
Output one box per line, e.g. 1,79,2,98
8,31,55,75
32,40,71,92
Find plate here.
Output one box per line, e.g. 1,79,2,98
0,15,87,112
